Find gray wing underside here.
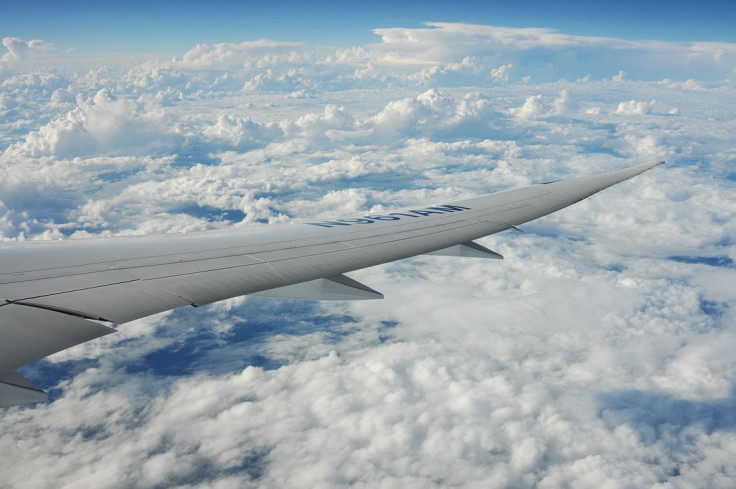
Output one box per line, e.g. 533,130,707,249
0,160,664,406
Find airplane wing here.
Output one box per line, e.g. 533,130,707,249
0,160,664,407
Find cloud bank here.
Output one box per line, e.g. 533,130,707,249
0,23,735,489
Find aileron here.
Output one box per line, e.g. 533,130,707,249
0,371,47,408
0,302,116,375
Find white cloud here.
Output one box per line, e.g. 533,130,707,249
615,99,657,115
368,89,496,141
659,78,706,90
282,104,357,141
286,88,315,99
509,90,576,120
174,40,306,69
621,134,673,159
203,114,283,150
490,63,513,83
371,23,736,81
0,37,54,74
510,94,547,120
4,89,178,158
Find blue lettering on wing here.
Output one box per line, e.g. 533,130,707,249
428,204,471,212
306,204,471,228
408,209,443,216
338,218,375,224
365,215,401,221
307,221,352,228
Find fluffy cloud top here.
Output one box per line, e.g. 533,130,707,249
0,37,54,73
509,90,576,120
175,40,306,69
371,23,736,81
5,89,177,158
615,99,657,115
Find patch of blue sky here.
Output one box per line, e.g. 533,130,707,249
137,299,391,377
2,0,736,55
597,389,736,439
170,203,246,223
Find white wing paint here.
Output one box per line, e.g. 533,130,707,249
0,160,664,406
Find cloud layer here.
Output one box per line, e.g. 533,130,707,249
1,24,735,488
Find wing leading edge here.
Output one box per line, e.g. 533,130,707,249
0,160,664,406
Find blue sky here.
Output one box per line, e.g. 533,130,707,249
4,0,736,53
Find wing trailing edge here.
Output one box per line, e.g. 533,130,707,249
0,301,116,376
0,371,47,408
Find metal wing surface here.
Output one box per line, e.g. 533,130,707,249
0,160,664,406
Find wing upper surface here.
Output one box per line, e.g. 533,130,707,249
0,160,664,387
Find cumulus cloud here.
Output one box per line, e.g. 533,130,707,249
615,99,657,115
490,63,513,83
367,89,496,141
509,90,576,120
621,134,672,159
405,57,513,87
371,23,736,81
659,78,706,90
173,40,306,69
203,114,283,151
0,37,54,74
5,89,178,158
